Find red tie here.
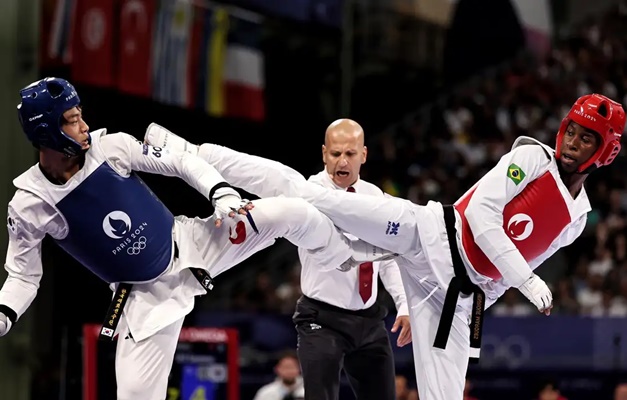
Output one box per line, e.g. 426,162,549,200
346,186,374,303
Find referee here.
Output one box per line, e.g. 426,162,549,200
292,119,411,400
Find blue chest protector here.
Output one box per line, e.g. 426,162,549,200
55,162,174,283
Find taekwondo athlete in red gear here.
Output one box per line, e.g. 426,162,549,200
144,93,626,400
0,78,392,400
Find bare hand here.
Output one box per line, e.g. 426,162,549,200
391,315,412,347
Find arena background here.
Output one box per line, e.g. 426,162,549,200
0,0,627,399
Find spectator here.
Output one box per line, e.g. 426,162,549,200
536,379,567,400
615,383,627,400
253,351,305,400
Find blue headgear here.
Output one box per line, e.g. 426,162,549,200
17,77,90,157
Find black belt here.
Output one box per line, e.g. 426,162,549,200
433,205,485,363
98,242,214,341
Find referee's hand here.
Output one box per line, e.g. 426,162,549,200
391,315,412,347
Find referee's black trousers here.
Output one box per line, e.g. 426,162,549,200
293,296,396,400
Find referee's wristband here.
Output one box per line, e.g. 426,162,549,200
0,305,17,324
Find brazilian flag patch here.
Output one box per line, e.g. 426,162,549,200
506,163,526,185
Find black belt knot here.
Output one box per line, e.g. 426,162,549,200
98,242,214,341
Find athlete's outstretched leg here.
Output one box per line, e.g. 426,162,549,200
145,124,422,256
199,143,421,256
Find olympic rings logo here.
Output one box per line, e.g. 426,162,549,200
127,236,147,256
480,334,531,369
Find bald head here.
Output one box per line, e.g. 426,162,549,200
325,119,365,147
322,118,367,188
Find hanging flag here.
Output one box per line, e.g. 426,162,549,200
70,0,115,87
223,14,265,121
193,6,229,116
185,4,206,107
41,0,76,68
206,7,229,117
196,7,264,121
152,0,193,107
117,0,156,97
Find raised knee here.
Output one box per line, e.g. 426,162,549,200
255,197,316,224
250,197,323,241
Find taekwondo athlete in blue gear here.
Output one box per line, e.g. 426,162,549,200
14,78,179,284
0,78,392,400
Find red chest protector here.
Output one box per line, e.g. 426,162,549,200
454,170,572,280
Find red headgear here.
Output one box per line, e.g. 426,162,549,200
555,94,626,173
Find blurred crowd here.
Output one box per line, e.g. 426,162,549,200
251,356,627,400
229,7,627,318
